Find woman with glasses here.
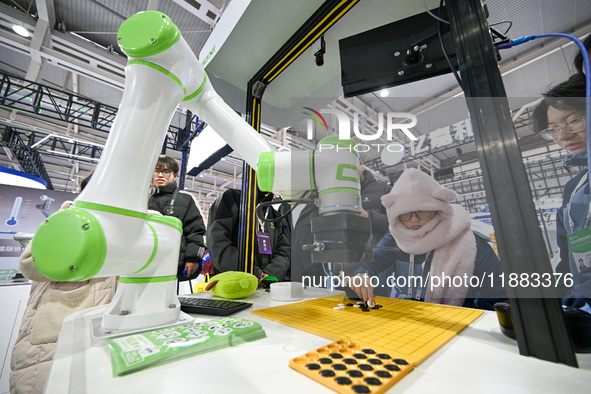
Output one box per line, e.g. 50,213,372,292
532,74,591,307
148,155,207,283
349,168,505,309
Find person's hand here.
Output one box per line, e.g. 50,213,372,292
184,262,198,277
259,272,269,283
349,273,375,306
359,208,369,218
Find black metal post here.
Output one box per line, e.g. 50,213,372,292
446,0,577,366
237,82,261,273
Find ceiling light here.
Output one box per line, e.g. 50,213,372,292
379,89,389,97
187,125,227,169
12,24,30,37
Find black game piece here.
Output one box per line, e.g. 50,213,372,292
335,377,353,385
352,385,371,394
332,364,347,371
343,358,358,365
318,358,333,364
377,353,392,359
376,371,392,378
319,370,336,377
393,358,409,365
347,370,364,378
358,364,374,371
329,353,344,359
364,377,383,385
306,363,320,370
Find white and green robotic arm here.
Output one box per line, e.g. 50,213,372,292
30,11,364,332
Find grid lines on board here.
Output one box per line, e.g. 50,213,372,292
253,295,483,364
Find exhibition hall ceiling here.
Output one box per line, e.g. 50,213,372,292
0,0,590,200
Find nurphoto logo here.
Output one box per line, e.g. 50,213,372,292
304,107,415,154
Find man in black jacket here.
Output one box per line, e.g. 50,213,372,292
207,189,290,282
291,159,391,284
148,155,207,281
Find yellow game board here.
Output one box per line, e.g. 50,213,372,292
253,295,483,365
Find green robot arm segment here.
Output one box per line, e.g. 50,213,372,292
31,208,106,282
117,11,181,58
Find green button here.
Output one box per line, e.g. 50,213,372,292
31,208,106,281
118,11,181,58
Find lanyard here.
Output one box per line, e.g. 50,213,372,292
567,170,591,232
407,251,433,300
257,207,270,232
164,189,178,216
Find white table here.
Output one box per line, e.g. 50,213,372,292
46,288,591,393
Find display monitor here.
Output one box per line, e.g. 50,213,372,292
338,7,457,97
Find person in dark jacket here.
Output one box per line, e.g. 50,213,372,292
148,155,206,281
531,74,591,307
350,168,506,310
207,189,290,282
291,159,391,283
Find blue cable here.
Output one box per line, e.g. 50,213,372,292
499,33,591,185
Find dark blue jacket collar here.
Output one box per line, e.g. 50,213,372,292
565,151,588,168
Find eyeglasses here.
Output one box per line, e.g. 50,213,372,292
540,116,586,140
154,169,173,176
398,211,437,222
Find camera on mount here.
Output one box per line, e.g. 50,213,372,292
314,36,326,67
315,50,324,66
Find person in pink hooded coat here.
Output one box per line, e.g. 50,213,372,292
349,168,506,309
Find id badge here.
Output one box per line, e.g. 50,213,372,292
257,231,272,255
567,226,591,273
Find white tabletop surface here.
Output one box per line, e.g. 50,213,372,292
46,288,591,394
